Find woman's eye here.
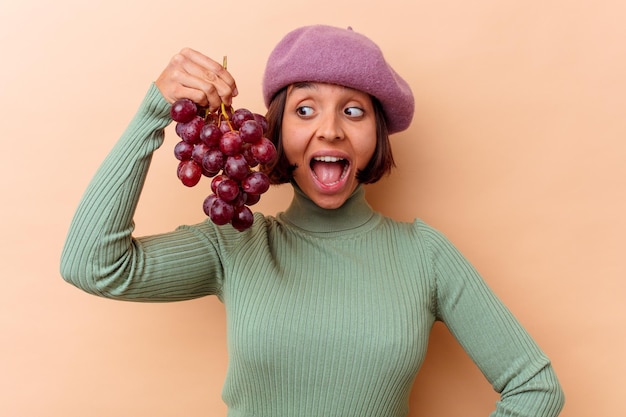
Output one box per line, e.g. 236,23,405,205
296,106,314,117
344,107,364,117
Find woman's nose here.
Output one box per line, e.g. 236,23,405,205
316,112,344,142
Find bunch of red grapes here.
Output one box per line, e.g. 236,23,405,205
170,98,276,231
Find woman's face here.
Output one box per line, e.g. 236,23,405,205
281,82,377,209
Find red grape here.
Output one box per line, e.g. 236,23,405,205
179,116,205,144
224,154,250,181
231,108,255,129
239,120,263,143
251,137,277,164
242,144,259,168
201,164,218,178
200,123,222,147
202,148,225,174
171,98,197,123
253,113,269,134
203,194,217,216
220,131,243,156
175,122,186,138
244,192,261,206
177,160,202,187
174,141,194,161
219,120,233,134
241,171,270,195
209,197,234,225
192,142,211,165
211,174,226,194
231,205,254,232
216,177,240,202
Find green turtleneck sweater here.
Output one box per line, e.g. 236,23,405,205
60,83,564,417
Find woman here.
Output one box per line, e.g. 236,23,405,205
61,25,565,417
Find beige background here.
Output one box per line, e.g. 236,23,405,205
1,0,624,416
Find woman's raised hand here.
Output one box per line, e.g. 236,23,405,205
155,48,238,112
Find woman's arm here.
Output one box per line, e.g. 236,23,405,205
60,49,239,301
420,222,565,416
60,84,220,301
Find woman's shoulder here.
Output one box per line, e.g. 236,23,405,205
374,214,460,256
377,213,440,236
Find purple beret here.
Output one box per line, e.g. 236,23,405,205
262,25,414,134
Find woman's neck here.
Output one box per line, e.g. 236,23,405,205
281,184,375,233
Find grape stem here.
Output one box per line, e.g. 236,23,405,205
220,102,235,131
219,55,235,131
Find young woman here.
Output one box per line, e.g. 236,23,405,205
61,24,565,417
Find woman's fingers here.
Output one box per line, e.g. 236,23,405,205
155,48,238,111
178,49,238,109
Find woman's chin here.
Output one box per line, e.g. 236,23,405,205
301,172,358,209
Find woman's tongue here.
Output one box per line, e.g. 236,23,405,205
311,160,344,185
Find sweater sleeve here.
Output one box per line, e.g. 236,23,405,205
60,84,223,302
418,222,565,417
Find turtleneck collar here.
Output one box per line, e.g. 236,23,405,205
279,183,378,234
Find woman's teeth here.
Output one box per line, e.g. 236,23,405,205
313,156,345,163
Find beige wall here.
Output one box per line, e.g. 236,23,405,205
1,0,624,416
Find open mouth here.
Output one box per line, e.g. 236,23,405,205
310,156,350,186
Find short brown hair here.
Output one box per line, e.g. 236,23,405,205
260,85,395,185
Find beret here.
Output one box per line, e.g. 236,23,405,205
262,25,414,134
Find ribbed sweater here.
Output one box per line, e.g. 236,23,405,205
60,83,564,417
